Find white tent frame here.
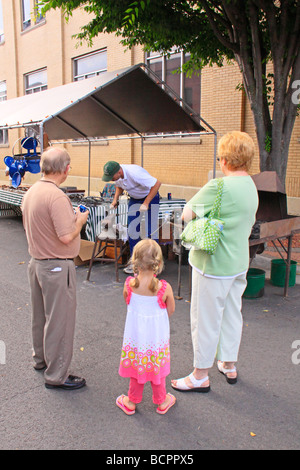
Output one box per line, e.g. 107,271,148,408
0,63,217,194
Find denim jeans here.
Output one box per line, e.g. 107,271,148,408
127,192,160,254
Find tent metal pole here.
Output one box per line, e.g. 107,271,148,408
88,139,91,196
213,132,217,179
141,136,144,168
39,123,44,154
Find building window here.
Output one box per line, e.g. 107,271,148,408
21,0,31,30
0,80,6,101
0,0,4,44
73,49,107,81
146,49,201,115
25,68,47,94
0,81,8,145
33,0,44,24
21,0,44,31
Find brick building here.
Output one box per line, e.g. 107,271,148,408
0,0,299,213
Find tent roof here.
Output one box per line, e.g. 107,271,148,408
0,64,205,140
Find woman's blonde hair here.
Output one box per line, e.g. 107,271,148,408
41,147,70,175
129,239,164,293
218,131,255,172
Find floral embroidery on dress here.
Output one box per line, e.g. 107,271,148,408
120,342,170,377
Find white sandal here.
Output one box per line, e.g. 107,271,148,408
171,373,210,393
217,361,237,384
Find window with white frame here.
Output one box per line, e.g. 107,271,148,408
21,0,44,31
73,49,107,81
0,81,8,145
21,0,31,30
72,50,108,144
146,48,201,116
25,68,47,94
33,0,44,24
0,80,6,101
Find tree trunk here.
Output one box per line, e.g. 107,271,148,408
219,0,300,190
247,87,297,190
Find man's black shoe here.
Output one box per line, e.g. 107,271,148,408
33,365,47,371
45,375,86,390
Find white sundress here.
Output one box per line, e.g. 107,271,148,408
119,276,170,385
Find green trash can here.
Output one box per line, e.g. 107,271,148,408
243,268,266,299
270,259,297,287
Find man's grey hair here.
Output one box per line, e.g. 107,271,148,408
41,147,71,175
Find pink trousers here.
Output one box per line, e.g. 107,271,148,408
128,377,166,405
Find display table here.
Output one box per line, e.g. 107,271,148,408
0,186,27,217
85,197,186,242
0,186,186,242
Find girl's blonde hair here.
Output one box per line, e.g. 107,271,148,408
218,131,255,172
129,239,164,293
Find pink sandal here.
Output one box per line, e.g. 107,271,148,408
116,394,136,415
156,393,176,415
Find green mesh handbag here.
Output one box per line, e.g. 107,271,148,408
180,178,225,255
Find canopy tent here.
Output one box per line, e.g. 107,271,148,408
0,63,217,187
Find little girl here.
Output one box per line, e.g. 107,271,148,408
116,239,176,415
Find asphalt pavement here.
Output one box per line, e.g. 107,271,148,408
0,216,299,452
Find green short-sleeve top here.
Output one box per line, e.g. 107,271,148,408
186,175,258,277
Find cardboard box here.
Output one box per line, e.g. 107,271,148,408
74,240,97,266
74,239,126,266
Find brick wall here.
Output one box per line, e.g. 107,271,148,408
0,1,299,204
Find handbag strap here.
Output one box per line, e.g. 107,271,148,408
208,178,224,220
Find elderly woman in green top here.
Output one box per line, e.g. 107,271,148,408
171,131,258,392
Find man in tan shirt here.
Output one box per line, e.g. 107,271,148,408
21,147,89,390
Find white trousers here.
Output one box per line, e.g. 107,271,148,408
190,268,247,369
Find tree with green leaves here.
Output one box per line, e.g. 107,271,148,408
41,0,300,187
